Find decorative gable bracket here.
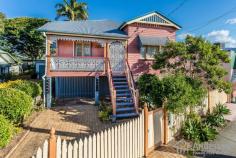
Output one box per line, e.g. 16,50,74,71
120,12,181,30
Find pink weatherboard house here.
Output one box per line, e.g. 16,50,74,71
38,11,181,120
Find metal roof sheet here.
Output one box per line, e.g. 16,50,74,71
139,35,169,46
38,20,128,38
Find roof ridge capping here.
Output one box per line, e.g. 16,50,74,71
119,11,181,30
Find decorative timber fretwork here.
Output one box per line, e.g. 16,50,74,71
119,12,181,30
50,57,104,72
140,14,169,24
48,35,127,47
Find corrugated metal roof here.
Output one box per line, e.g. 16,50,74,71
0,50,18,65
38,20,128,38
139,35,169,46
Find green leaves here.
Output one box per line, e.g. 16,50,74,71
138,73,206,113
0,17,48,60
182,113,218,143
55,0,88,21
205,103,231,127
153,35,231,94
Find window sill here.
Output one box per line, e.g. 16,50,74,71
139,58,155,61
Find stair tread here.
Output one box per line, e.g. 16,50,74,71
116,102,134,106
114,85,129,88
116,89,130,92
116,113,139,118
116,93,131,97
116,97,133,101
116,107,135,112
113,82,128,84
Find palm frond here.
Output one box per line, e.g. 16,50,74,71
55,0,88,21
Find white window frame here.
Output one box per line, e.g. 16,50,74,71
75,42,92,57
140,45,162,60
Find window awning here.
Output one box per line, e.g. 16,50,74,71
139,35,169,47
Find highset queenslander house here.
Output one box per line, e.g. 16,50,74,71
38,11,181,120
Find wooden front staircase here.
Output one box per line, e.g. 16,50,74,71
107,59,139,121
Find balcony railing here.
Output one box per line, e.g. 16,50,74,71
49,57,105,72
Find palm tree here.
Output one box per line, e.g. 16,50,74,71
55,0,88,21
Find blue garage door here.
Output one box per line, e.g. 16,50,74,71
55,77,95,98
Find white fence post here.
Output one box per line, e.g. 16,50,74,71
36,148,42,158
73,141,78,158
43,140,48,158
107,129,111,158
92,134,96,158
104,130,108,158
96,133,100,158
32,111,146,158
68,143,73,158
78,139,83,158
100,131,104,158
88,136,92,158
62,140,67,158
56,136,61,158
83,137,88,158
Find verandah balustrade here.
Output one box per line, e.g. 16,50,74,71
49,57,105,72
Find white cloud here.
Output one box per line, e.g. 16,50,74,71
207,30,236,48
226,18,236,24
177,33,194,40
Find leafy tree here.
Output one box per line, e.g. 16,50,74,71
0,12,5,33
138,73,206,113
55,0,88,21
153,36,231,94
0,17,48,60
137,74,163,108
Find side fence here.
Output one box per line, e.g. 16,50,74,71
32,111,145,158
32,91,228,158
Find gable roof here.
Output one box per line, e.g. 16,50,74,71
119,11,181,30
38,20,128,39
0,50,18,65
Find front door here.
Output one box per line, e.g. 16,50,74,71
109,41,125,72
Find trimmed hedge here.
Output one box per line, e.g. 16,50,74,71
0,115,13,148
0,80,42,98
0,88,33,124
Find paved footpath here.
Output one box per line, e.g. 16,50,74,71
197,121,236,158
148,146,186,158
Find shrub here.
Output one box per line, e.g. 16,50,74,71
0,80,42,98
213,103,230,115
0,115,13,148
0,88,33,124
205,113,225,127
98,101,112,121
205,103,230,127
182,113,218,143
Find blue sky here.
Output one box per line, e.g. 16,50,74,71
1,0,236,47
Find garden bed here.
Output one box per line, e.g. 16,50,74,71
0,109,43,158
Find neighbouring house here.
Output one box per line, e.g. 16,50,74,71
224,48,236,102
38,11,181,120
35,59,45,79
0,50,21,77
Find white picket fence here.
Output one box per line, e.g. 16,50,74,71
32,111,144,158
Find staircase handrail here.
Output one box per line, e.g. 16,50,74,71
124,59,139,113
107,59,117,116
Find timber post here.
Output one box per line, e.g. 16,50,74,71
163,108,168,145
49,127,56,158
144,103,148,157
208,88,211,113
